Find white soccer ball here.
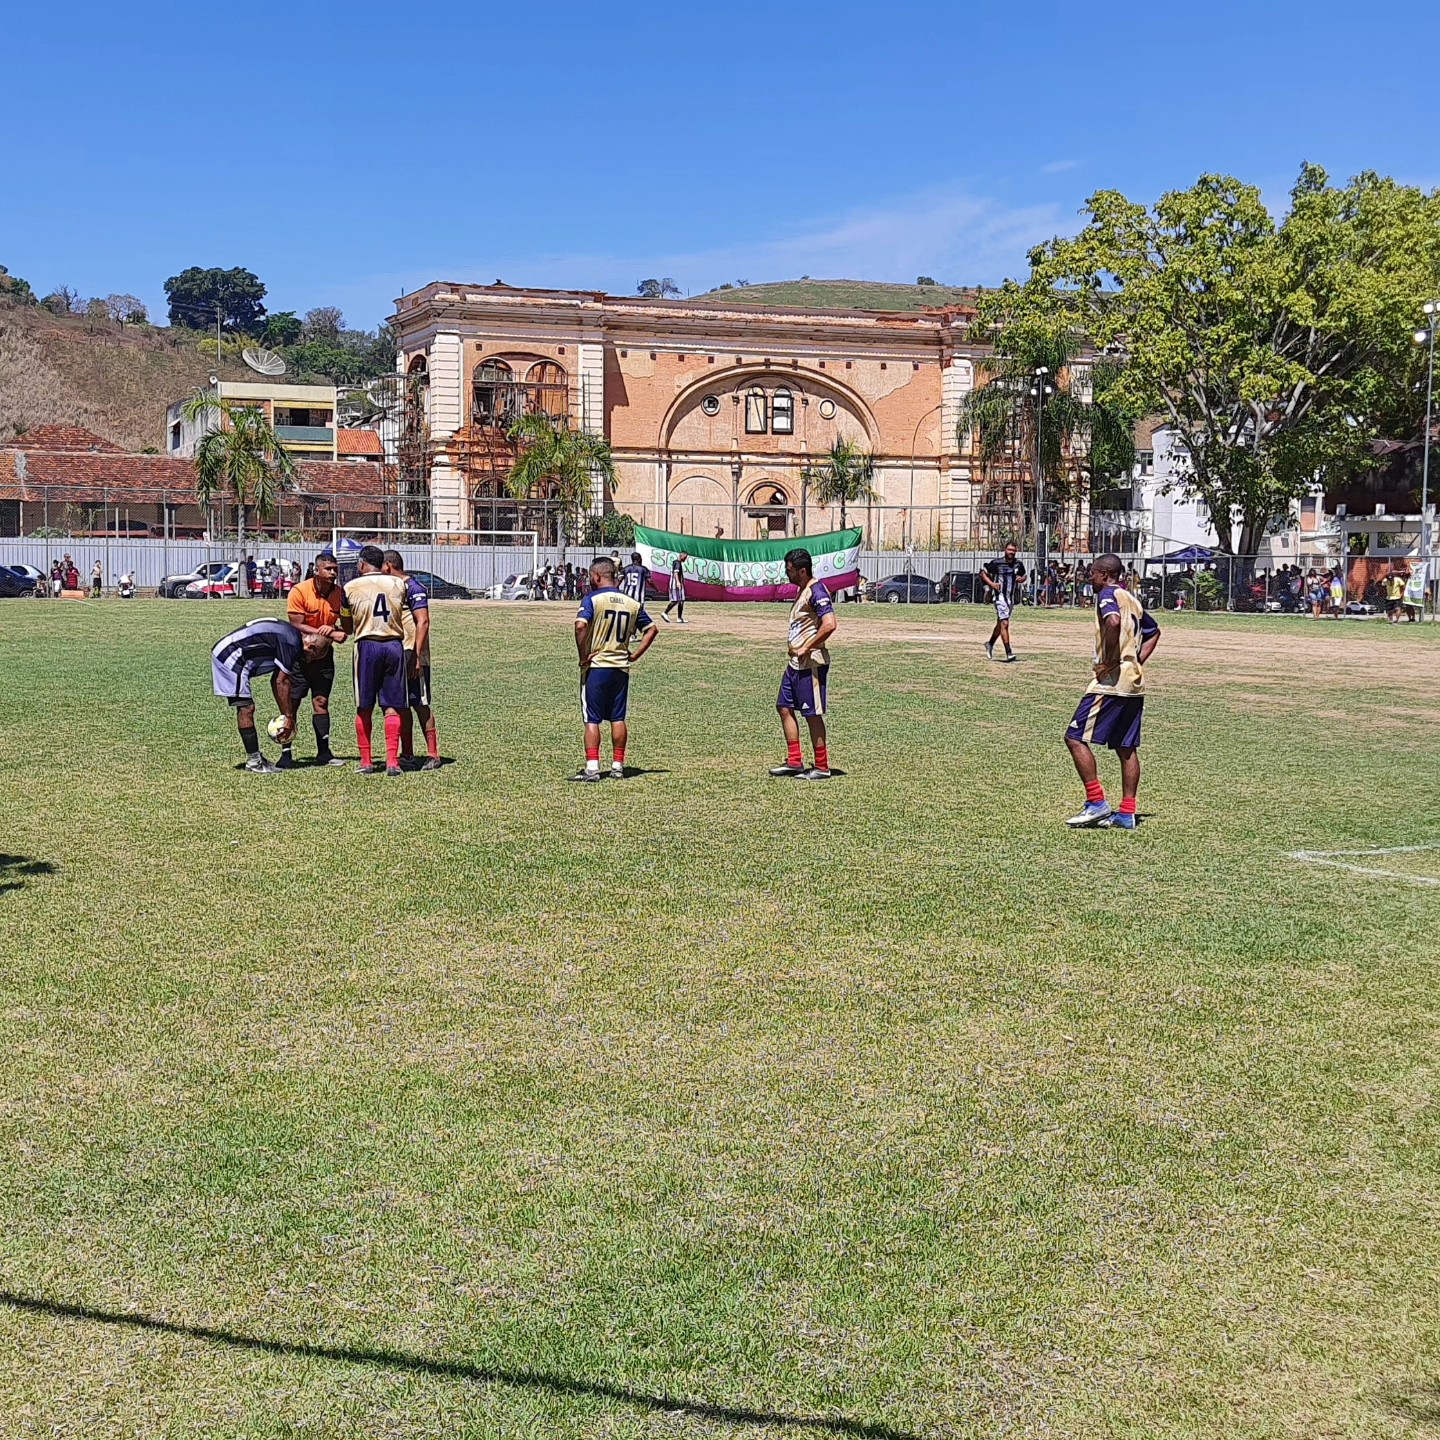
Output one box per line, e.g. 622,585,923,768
267,715,290,741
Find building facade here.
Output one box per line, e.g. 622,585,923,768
166,380,340,463
388,283,1042,546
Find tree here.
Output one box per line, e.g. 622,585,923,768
179,391,296,564
636,279,681,299
802,437,877,528
0,266,35,305
982,165,1440,555
164,266,267,334
916,276,937,286
104,294,147,325
505,411,616,548
41,286,79,316
302,306,344,341
262,311,302,347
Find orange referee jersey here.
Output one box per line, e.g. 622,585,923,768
287,577,344,631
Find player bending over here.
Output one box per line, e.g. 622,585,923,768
572,557,658,782
1064,553,1161,830
211,617,305,775
382,549,441,771
340,544,413,776
282,550,348,767
981,541,1026,661
770,547,837,781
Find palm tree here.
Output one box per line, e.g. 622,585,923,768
506,411,617,549
180,390,297,568
802,437,877,529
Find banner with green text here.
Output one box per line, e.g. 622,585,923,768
634,525,862,602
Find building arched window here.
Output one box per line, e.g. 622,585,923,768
525,360,568,418
744,387,767,434
473,360,515,426
772,386,794,435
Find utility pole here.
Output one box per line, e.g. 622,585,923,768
1415,301,1438,618
1029,366,1055,581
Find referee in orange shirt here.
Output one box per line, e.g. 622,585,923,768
283,551,348,766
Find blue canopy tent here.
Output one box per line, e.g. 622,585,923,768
1145,544,1217,610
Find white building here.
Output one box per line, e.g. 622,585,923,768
165,380,339,463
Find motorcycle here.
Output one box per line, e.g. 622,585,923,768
117,572,136,599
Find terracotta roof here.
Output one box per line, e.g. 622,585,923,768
293,460,397,497
9,425,125,453
337,428,383,456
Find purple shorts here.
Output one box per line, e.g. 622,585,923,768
777,663,828,717
354,638,407,711
582,667,630,724
1066,692,1143,750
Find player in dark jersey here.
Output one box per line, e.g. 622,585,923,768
619,552,649,603
661,552,688,623
981,542,1027,661
382,550,441,771
210,618,305,774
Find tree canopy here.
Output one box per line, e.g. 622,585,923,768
978,164,1440,553
164,266,268,334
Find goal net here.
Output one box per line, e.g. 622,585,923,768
329,527,540,599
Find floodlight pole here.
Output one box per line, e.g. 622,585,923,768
1029,367,1055,583
1416,303,1438,619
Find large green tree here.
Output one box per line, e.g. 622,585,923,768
981,165,1440,554
180,392,296,564
164,266,267,334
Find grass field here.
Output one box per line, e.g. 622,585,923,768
3,599,1439,1439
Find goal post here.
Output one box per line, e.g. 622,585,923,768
329,527,540,598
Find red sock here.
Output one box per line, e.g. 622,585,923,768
1119,797,1137,815
612,747,625,766
399,709,414,760
424,718,439,760
786,740,804,767
814,743,829,771
586,746,601,762
1084,780,1106,804
383,712,402,768
355,712,373,767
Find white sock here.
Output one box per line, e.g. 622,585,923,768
586,759,600,774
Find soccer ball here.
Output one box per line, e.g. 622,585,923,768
267,715,290,741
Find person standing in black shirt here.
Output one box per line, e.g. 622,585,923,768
981,542,1027,661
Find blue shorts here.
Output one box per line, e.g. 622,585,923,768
354,639,407,711
777,663,828,717
582,667,630,724
1066,692,1143,750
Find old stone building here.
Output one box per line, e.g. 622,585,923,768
389,283,1038,547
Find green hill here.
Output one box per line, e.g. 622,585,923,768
690,278,981,312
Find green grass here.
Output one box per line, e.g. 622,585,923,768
689,280,981,312
3,599,1440,1439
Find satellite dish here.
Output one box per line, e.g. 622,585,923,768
242,346,287,377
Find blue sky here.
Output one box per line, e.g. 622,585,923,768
3,0,1436,330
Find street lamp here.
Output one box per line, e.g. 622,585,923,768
1028,366,1056,580
1415,301,1439,560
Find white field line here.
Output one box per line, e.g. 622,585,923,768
1288,844,1440,888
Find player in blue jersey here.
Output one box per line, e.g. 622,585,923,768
211,618,305,774
383,550,441,771
770,548,838,780
619,552,649,602
572,557,659,781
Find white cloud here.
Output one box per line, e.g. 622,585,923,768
327,183,1065,321
1040,159,1081,175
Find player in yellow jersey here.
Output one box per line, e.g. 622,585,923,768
339,545,413,775
571,557,658,782
1064,554,1161,830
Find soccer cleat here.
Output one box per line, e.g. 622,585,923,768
419,757,442,772
385,765,403,778
316,753,347,768
358,763,381,775
1065,800,1112,828
275,750,294,770
610,766,626,780
985,640,995,660
1004,651,1017,662
798,767,832,780
244,754,281,775
568,770,602,783
768,763,806,777
1104,811,1137,830
677,618,688,624
661,613,671,623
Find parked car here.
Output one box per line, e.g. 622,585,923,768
183,564,260,599
873,573,943,604
406,569,474,600
159,561,233,598
6,564,46,587
936,569,983,603
0,567,38,598
483,572,538,600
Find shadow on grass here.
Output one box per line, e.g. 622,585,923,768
0,855,56,895
1382,1385,1440,1423
0,1290,921,1439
